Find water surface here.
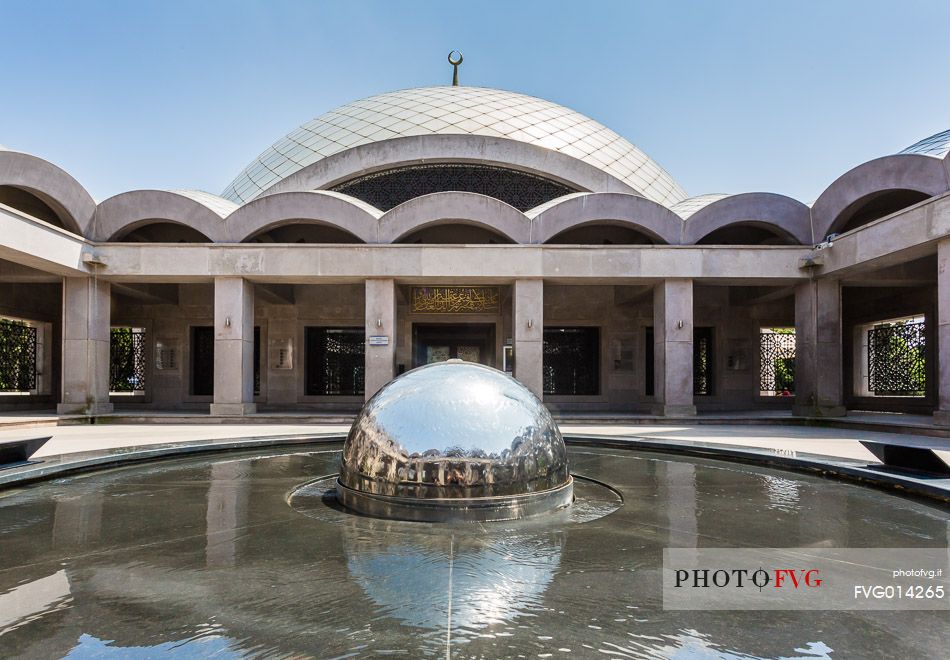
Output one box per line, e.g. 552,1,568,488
1,445,947,658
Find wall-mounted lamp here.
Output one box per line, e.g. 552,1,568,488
225,317,231,327
677,320,684,329
81,252,107,267
527,319,534,329
376,318,383,328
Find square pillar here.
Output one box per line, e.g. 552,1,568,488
365,278,396,400
513,279,543,398
792,279,845,417
58,277,113,415
210,277,256,416
935,240,950,425
652,279,696,416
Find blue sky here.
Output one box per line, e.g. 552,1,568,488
1,0,948,202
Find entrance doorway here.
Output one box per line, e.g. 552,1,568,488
412,324,495,368
191,326,214,396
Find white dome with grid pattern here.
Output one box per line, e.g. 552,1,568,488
222,86,687,207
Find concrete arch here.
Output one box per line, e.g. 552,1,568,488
259,134,641,200
530,192,682,245
93,190,229,242
812,154,949,240
379,192,530,244
683,193,811,245
225,191,380,243
0,149,95,235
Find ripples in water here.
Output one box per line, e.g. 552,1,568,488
0,446,946,658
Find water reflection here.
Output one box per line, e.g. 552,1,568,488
53,492,102,549
64,631,243,658
598,630,835,659
0,570,71,635
205,461,250,568
0,447,946,659
763,474,801,514
660,461,697,548
342,516,563,632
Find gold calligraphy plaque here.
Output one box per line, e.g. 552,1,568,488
411,286,500,314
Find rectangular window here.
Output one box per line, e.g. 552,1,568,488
305,327,365,396
759,328,796,396
543,327,599,396
110,327,147,395
0,318,37,394
866,317,925,397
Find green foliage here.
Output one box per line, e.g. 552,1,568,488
762,328,795,394
868,320,925,396
774,357,795,392
110,327,137,392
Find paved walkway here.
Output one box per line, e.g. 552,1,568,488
3,420,948,463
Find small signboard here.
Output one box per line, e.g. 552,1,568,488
368,335,390,346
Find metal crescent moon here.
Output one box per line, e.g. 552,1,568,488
447,50,464,65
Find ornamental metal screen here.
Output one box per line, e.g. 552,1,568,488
759,331,796,395
693,328,714,396
305,328,365,396
331,164,577,212
543,328,599,396
0,320,36,392
867,321,926,396
254,327,261,396
110,328,147,392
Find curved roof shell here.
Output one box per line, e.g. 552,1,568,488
899,128,950,159
222,86,687,208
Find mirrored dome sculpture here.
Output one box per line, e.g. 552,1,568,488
337,360,573,522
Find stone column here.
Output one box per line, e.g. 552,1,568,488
58,277,113,415
935,240,950,425
792,279,845,417
210,277,256,416
652,279,696,416
513,279,543,398
364,278,396,400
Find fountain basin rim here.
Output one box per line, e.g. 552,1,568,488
335,476,574,522
0,434,947,506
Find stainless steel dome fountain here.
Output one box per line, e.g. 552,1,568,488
337,360,573,522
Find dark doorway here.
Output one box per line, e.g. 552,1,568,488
645,327,654,396
254,327,261,396
305,327,365,396
543,327,600,395
412,324,495,368
191,326,214,396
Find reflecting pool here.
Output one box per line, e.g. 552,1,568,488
0,444,947,658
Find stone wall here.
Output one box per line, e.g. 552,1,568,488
105,281,804,413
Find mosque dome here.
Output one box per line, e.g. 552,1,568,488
337,360,573,522
899,128,950,159
222,86,687,208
